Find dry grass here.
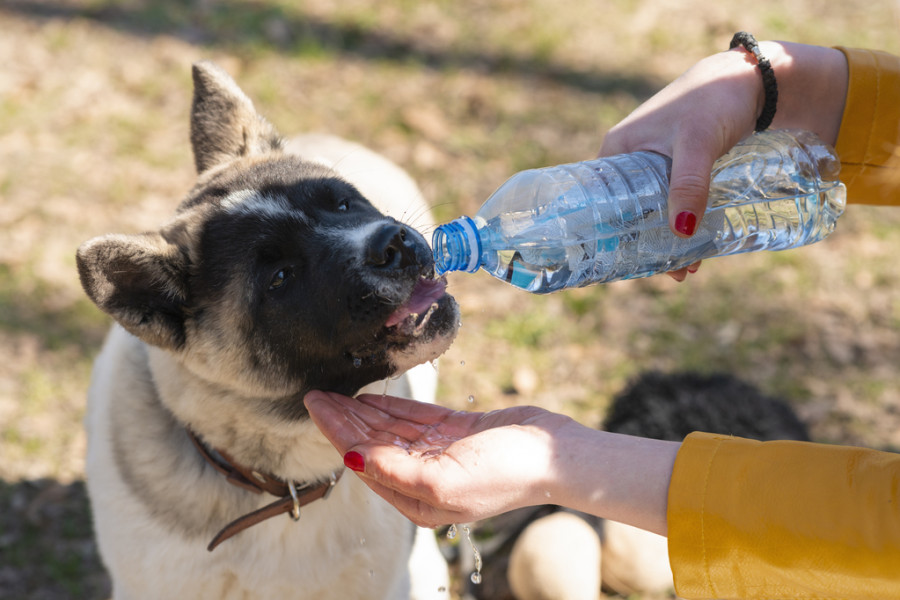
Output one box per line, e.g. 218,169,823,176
0,0,898,597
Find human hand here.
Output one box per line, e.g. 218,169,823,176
600,41,848,281
303,391,573,528
601,48,764,235
600,47,764,280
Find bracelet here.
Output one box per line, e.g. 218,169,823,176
729,31,778,132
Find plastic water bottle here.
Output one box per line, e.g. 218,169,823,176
432,129,846,294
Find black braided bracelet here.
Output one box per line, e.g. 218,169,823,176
729,31,778,132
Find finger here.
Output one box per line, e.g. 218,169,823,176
353,474,457,528
355,392,462,426
665,260,702,282
356,393,488,438
667,137,717,238
304,391,402,453
597,125,631,158
327,391,470,444
305,390,420,445
342,442,453,514
304,392,365,453
667,268,688,282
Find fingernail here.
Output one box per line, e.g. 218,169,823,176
344,451,365,472
674,211,697,236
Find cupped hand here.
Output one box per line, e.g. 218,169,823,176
304,391,574,528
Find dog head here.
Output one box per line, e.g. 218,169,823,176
77,62,459,416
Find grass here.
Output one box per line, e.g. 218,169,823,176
0,0,898,598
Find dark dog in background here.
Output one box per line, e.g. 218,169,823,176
603,371,809,443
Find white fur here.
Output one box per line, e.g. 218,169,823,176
222,189,301,223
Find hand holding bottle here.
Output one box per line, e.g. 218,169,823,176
433,129,844,292
599,41,849,283
431,42,850,293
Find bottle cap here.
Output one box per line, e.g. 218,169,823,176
432,216,482,275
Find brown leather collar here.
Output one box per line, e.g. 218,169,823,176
187,429,342,551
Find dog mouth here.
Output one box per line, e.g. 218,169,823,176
342,271,459,386
384,275,450,335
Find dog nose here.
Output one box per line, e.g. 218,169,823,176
366,223,420,270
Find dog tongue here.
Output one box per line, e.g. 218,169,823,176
385,278,447,328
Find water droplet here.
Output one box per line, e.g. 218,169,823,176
448,523,484,584
359,537,366,546
459,360,466,366
467,395,475,404
353,357,362,368
461,525,483,585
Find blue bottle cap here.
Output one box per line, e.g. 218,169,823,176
432,216,482,274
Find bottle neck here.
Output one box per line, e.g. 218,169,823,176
432,216,482,275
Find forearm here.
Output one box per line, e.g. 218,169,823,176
546,421,680,536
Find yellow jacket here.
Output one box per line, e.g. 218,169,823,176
834,47,900,206
667,47,900,599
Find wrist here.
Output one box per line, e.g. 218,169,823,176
549,424,680,536
755,41,848,144
728,34,779,132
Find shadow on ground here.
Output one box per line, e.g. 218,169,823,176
0,479,111,600
2,0,662,98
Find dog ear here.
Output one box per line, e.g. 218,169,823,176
76,233,189,350
190,60,283,174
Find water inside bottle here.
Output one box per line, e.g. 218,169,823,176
480,186,841,293
479,201,721,293
440,130,845,292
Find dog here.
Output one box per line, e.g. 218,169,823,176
76,61,460,599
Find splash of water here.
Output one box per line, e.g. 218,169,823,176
447,524,482,585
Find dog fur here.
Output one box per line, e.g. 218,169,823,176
77,61,459,599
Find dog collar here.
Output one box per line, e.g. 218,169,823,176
187,428,343,551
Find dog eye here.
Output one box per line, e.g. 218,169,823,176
269,267,292,291
337,199,350,212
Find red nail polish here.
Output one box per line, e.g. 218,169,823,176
344,451,365,472
674,211,697,236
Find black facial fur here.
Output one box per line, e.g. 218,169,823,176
184,157,444,414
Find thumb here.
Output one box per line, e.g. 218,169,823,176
666,142,716,238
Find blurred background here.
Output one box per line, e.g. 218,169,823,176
0,0,898,597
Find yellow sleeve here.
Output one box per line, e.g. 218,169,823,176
667,432,900,599
833,47,900,206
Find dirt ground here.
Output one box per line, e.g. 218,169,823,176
1,1,898,598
